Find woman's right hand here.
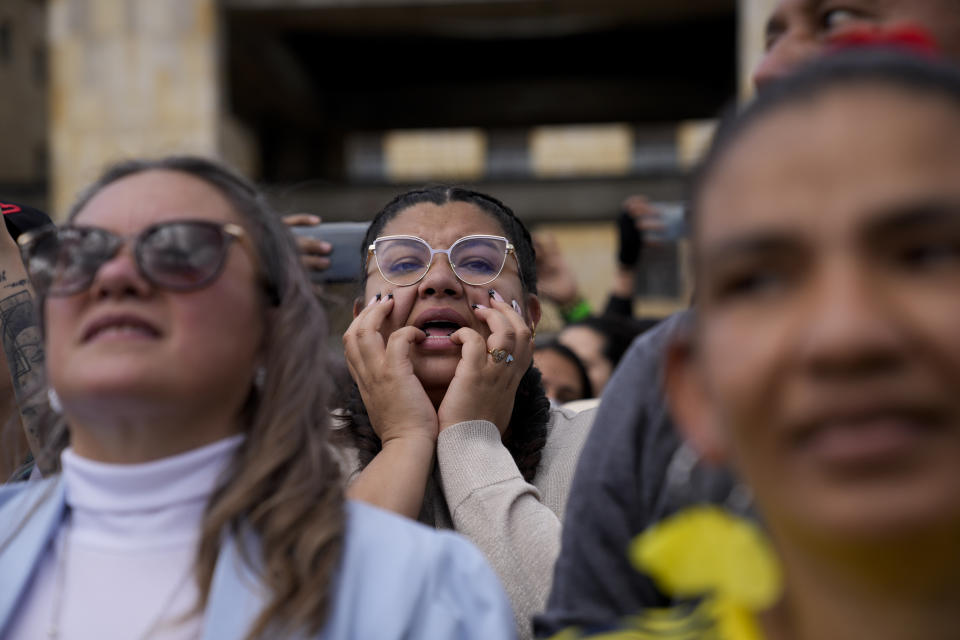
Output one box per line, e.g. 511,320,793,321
342,293,439,447
343,294,439,518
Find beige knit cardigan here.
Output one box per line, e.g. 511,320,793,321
337,405,596,640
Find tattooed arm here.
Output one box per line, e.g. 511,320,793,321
0,226,46,479
0,377,29,481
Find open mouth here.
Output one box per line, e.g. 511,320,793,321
412,307,470,344
420,320,461,338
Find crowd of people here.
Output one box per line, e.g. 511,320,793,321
3,1,960,639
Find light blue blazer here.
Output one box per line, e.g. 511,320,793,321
0,477,517,639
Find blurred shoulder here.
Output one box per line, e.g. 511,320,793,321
545,405,596,453
0,475,60,513
0,476,64,546
332,500,514,637
557,398,600,414
342,499,498,573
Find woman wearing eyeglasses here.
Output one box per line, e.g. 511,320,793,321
336,187,595,639
0,158,515,639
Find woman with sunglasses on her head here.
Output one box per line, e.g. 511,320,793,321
0,157,515,639
336,187,595,639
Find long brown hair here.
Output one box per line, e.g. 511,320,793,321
21,156,344,638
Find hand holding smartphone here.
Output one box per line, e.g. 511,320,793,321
645,203,686,243
290,221,370,284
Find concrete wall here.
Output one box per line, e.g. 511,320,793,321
739,0,779,98
37,0,775,317
48,0,221,217
536,0,779,319
0,0,47,188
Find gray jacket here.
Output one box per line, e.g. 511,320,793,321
535,311,736,637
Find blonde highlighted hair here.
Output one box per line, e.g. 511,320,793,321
19,156,345,638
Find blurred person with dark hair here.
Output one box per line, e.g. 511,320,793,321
536,6,960,636
532,201,665,324
533,341,593,407
752,0,960,88
558,315,659,398
0,157,514,640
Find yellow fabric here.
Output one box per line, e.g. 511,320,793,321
549,506,781,640
630,506,780,609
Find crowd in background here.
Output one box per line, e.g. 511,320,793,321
3,1,960,639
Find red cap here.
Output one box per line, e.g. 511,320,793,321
0,200,52,240
828,23,941,58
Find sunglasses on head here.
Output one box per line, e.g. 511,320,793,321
367,234,521,288
18,220,261,299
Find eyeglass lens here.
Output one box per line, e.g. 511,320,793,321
138,223,229,290
24,221,233,297
375,236,508,286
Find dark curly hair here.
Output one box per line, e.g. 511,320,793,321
337,186,549,483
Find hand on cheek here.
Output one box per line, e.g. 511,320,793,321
438,288,534,433
344,292,439,446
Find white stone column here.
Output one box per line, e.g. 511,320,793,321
739,0,779,99
48,0,220,217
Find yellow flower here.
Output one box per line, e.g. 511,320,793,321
711,597,767,640
548,506,782,640
627,505,782,640
630,505,781,609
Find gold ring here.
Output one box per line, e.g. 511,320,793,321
488,348,512,364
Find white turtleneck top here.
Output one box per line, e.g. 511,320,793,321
6,435,244,640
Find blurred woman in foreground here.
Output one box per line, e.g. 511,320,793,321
0,157,514,639
663,50,960,639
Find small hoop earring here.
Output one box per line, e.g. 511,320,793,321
254,366,266,391
48,387,63,414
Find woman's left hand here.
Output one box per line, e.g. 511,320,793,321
438,290,534,433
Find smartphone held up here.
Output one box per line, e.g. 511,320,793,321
291,221,370,284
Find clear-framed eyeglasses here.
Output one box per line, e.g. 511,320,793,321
367,234,521,287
